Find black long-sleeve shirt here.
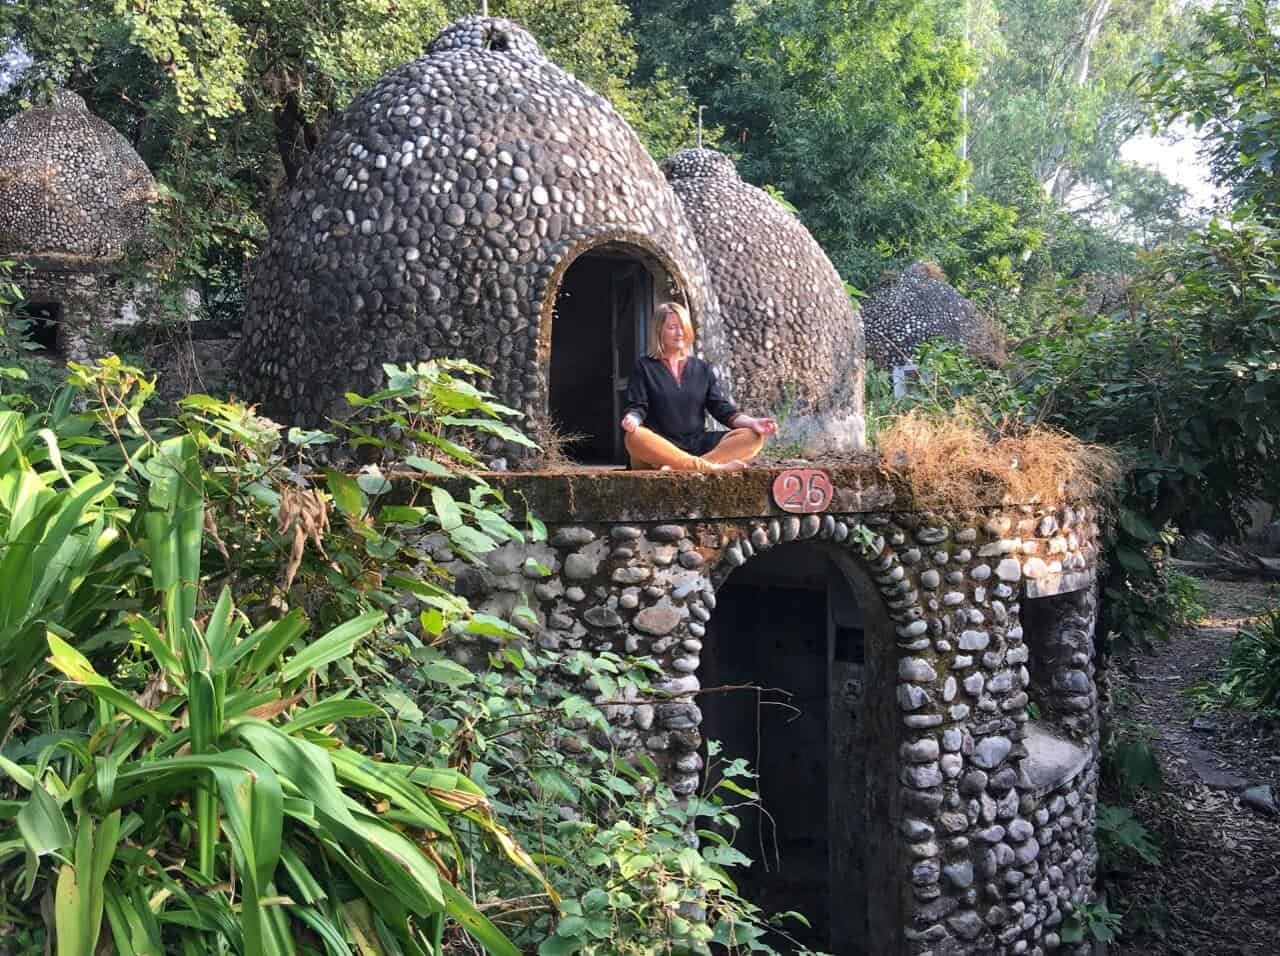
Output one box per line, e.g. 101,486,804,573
623,356,739,455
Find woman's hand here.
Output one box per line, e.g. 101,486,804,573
736,415,778,437
752,416,779,437
621,413,641,433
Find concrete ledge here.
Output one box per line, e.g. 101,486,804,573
438,463,905,523
1018,721,1093,797
1025,569,1096,599
370,465,1100,530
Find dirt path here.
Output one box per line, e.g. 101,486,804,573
1109,578,1280,955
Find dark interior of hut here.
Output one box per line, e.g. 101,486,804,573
16,301,62,355
549,250,652,465
701,542,870,954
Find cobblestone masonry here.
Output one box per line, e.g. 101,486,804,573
13,261,201,363
0,92,163,360
862,262,1007,369
0,91,157,259
412,469,1103,956
241,16,726,440
662,148,865,439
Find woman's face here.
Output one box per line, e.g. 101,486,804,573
659,313,686,356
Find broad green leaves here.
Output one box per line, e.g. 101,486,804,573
0,392,541,956
0,409,136,738
1142,0,1280,222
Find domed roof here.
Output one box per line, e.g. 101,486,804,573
861,262,1006,368
241,16,724,429
0,91,157,259
662,148,863,422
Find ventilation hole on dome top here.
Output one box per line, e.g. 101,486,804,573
483,29,512,52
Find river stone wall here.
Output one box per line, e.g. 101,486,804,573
241,16,724,444
13,262,199,363
410,469,1103,956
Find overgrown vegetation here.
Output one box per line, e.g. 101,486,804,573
1191,606,1280,716
876,406,1120,510
0,356,802,954
0,0,1278,952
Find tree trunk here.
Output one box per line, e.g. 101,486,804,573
1040,0,1113,198
272,88,322,188
1073,0,1113,87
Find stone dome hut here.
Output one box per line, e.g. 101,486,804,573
0,91,160,359
0,90,156,258
663,148,865,447
861,261,1006,369
241,16,726,466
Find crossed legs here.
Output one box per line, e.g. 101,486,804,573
624,426,765,472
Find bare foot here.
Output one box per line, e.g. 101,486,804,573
711,459,748,471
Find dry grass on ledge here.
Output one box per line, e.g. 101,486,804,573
876,408,1121,510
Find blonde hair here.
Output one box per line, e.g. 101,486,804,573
647,301,695,359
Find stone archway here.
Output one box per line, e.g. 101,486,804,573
544,241,679,464
702,541,892,953
700,521,909,956
432,467,1108,956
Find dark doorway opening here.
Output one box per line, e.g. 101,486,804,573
701,543,869,954
16,301,63,355
548,247,657,464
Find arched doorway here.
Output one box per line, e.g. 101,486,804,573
702,541,897,955
546,243,675,464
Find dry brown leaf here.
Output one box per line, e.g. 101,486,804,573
204,509,230,562
246,693,305,721
277,486,329,592
136,671,172,710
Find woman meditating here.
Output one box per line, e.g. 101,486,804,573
620,301,777,471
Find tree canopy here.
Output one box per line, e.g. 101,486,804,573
0,0,698,306
0,0,1220,314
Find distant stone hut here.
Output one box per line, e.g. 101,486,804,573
0,91,160,359
862,262,1006,370
242,16,728,465
662,148,864,433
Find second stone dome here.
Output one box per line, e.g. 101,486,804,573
663,148,864,430
861,262,1006,369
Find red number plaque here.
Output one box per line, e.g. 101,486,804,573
772,468,834,514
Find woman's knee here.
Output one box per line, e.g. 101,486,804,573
731,427,766,453
623,426,652,453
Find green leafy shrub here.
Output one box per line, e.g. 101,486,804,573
349,615,801,954
1096,804,1161,869
1102,723,1163,798
1,355,798,954
1061,898,1123,944
0,261,65,410
0,395,139,742
1104,561,1205,653
532,752,795,956
0,419,542,954
1193,607,1280,714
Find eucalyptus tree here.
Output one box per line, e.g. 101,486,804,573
965,0,1182,209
